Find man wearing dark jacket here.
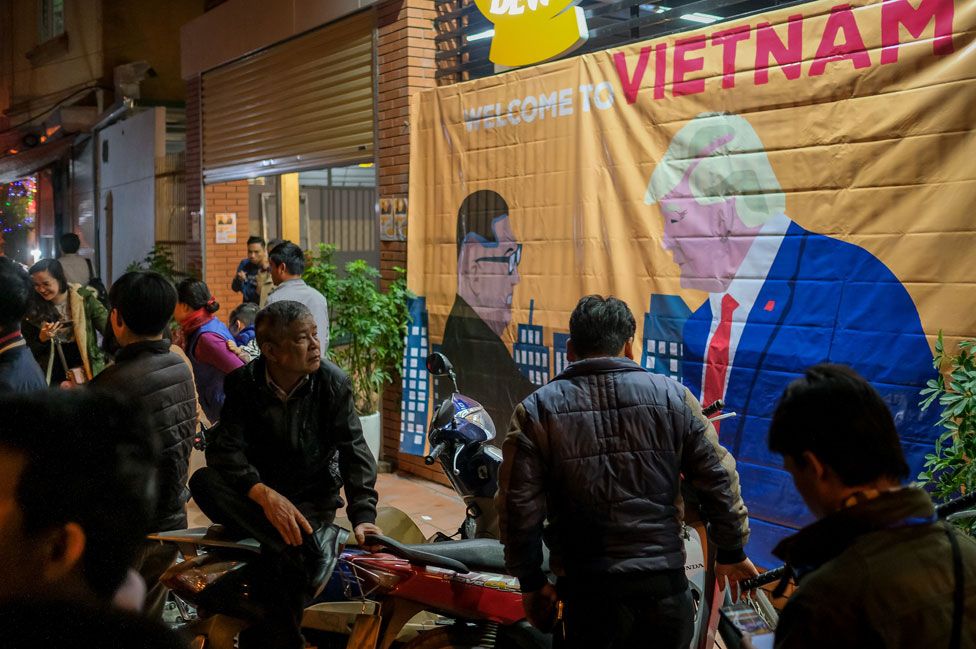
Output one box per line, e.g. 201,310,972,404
190,300,380,649
498,295,756,648
768,364,976,649
91,271,197,617
0,257,45,392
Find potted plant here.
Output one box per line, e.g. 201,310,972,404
918,332,976,535
305,244,412,460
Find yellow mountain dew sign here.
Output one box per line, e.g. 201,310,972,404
474,0,588,66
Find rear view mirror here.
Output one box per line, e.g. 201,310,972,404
426,352,454,376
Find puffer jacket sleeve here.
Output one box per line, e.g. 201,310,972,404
204,368,262,494
497,401,549,592
678,386,750,563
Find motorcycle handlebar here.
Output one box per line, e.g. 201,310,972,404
424,442,447,466
936,489,976,518
743,490,976,593
739,565,791,592
702,399,724,417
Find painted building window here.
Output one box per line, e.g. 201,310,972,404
38,0,65,42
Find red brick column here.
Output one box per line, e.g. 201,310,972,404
376,0,449,484
203,181,249,320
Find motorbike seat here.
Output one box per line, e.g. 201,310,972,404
147,525,260,553
400,539,550,575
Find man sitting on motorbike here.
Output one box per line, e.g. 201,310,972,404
190,299,380,649
497,294,757,649
768,364,976,648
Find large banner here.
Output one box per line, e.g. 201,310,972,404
403,0,975,566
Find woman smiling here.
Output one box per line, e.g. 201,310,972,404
22,259,108,385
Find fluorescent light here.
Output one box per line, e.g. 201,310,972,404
358,162,374,168
467,29,495,42
640,4,670,13
680,12,720,23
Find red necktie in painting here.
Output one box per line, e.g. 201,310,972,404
702,293,739,434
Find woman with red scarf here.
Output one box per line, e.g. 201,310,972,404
175,279,243,423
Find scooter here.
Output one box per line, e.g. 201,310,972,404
423,352,503,540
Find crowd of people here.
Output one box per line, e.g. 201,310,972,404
0,235,973,649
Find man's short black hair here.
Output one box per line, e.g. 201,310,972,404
456,190,509,260
0,390,158,600
60,233,81,254
768,364,910,485
569,295,637,358
255,300,312,349
108,271,177,337
268,241,305,275
0,257,32,332
246,235,265,247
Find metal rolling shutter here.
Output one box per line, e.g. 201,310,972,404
201,10,374,184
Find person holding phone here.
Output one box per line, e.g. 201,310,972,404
22,259,108,386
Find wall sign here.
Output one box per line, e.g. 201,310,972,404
474,0,588,67
215,212,237,244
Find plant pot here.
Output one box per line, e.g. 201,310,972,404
359,411,381,461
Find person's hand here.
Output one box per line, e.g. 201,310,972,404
248,483,313,546
522,582,559,631
237,270,247,281
226,339,240,353
715,557,760,602
39,321,62,342
353,522,383,546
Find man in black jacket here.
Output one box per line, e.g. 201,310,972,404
498,295,757,648
0,257,45,392
768,365,976,649
91,271,197,617
190,300,380,649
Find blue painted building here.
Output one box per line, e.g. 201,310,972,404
641,294,692,381
399,296,431,456
514,299,550,386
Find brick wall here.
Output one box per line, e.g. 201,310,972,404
376,0,449,484
203,181,249,319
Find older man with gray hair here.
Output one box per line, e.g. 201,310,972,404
189,300,380,649
644,111,936,568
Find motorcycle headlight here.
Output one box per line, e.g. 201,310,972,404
459,406,496,440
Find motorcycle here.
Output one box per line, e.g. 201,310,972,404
151,351,743,648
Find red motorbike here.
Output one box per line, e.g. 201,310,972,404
338,533,549,649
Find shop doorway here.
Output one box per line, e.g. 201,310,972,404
248,164,378,276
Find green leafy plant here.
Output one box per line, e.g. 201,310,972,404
304,245,412,416
303,244,340,309
126,245,193,284
918,332,976,534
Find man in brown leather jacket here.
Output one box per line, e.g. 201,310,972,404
769,364,976,649
497,295,756,648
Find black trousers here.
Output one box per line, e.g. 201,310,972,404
554,584,694,649
189,468,333,649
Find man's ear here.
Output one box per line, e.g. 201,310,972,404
40,522,86,584
260,341,277,364
111,308,123,330
622,337,634,360
801,450,827,481
566,339,577,363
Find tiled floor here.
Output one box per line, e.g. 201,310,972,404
186,450,466,539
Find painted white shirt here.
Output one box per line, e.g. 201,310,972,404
700,212,791,397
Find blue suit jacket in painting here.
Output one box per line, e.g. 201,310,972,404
682,221,937,568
